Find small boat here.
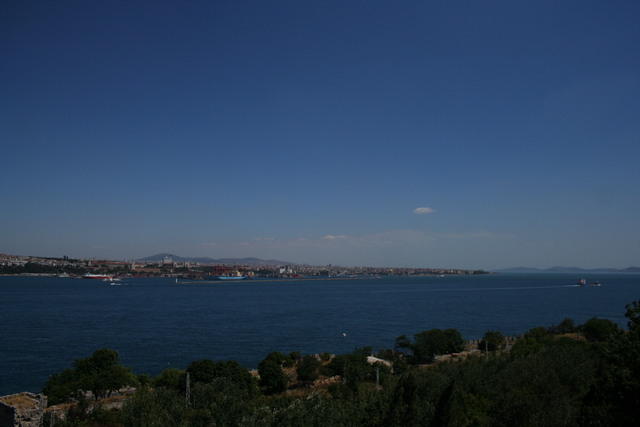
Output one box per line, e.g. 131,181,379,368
577,278,587,286
590,281,602,287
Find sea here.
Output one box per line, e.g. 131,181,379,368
1,274,638,395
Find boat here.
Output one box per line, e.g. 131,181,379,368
577,278,587,286
216,275,247,281
83,273,113,280
590,281,602,287
210,270,247,280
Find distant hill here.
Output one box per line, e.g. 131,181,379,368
495,266,640,274
137,253,293,266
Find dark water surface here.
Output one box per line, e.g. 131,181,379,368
1,274,638,394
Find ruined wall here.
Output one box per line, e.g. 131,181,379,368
0,392,47,427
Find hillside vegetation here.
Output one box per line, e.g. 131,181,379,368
43,301,640,426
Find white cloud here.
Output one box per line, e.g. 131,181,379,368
413,207,435,215
322,234,348,240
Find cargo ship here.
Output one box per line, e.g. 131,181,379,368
216,275,247,280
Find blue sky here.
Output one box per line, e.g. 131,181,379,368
2,0,639,268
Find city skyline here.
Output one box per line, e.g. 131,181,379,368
2,1,639,269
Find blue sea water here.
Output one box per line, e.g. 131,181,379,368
0,274,638,395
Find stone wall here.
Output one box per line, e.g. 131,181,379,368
0,392,47,427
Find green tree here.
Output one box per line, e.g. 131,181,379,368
479,330,506,352
297,355,321,382
394,335,412,352
121,387,187,426
153,368,185,391
625,300,640,331
262,351,289,366
43,368,82,405
186,359,257,396
43,348,136,404
581,317,620,342
411,329,465,363
258,358,287,394
549,317,576,334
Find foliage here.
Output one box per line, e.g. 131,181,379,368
581,317,621,342
261,351,291,367
320,352,332,361
41,300,640,427
625,300,640,331
43,348,137,404
152,368,185,391
297,355,321,382
258,358,287,394
479,330,506,352
289,351,301,361
549,317,576,334
186,359,257,396
410,328,465,363
120,386,187,426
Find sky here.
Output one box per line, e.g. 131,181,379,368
1,0,639,269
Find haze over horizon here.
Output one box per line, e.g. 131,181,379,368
2,1,639,270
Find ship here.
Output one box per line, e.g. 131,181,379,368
216,275,247,281
82,273,113,280
577,278,587,286
208,270,247,280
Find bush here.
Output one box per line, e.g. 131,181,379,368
412,329,465,363
479,330,506,352
43,349,137,404
297,355,321,382
549,318,576,334
258,358,287,394
186,359,257,396
153,368,185,391
581,318,620,342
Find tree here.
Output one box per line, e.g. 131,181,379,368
625,301,640,332
581,318,620,342
43,348,137,404
411,329,465,363
153,368,185,391
258,358,287,394
549,318,576,334
121,386,187,426
479,331,506,352
74,349,137,399
186,359,257,396
394,335,412,352
43,368,82,404
524,326,550,340
297,355,321,382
